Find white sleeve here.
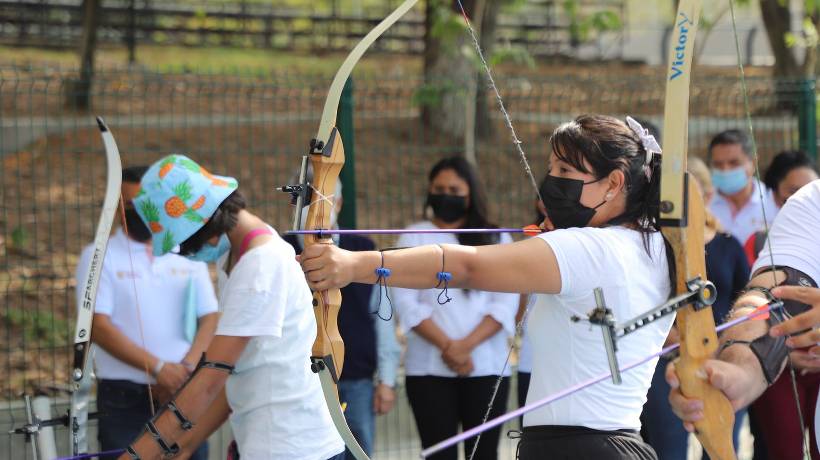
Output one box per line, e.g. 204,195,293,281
752,181,820,282
391,232,434,333
536,229,606,297
215,256,288,338
190,262,219,317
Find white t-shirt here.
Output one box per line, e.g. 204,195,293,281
392,221,519,377
709,179,778,244
215,233,344,460
75,229,218,383
746,180,820,451
524,226,672,431
517,294,544,374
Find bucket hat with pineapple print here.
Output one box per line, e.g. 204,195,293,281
134,154,238,256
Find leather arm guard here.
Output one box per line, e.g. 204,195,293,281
727,266,818,384
125,355,235,459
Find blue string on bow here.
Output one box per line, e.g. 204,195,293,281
372,251,394,321
436,245,453,305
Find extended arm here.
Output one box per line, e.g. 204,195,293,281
118,334,249,460
301,237,560,295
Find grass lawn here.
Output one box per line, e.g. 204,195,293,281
0,44,424,77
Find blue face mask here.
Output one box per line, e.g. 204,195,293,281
186,234,230,262
711,166,749,195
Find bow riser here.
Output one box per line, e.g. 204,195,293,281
307,127,346,380
662,182,736,460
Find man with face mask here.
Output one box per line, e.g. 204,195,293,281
707,129,778,244
74,165,219,459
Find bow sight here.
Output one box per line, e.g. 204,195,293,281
573,277,717,385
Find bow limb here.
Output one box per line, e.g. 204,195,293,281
659,1,736,459
299,2,419,459
68,117,122,455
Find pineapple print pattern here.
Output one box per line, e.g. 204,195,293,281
162,231,176,255
138,154,237,255
139,200,163,233
178,156,233,187
164,180,204,223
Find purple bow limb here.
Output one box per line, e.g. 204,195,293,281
418,304,773,458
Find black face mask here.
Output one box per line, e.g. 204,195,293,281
427,193,468,223
124,208,152,243
540,175,607,229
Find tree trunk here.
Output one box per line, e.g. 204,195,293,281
475,0,501,141
66,0,102,110
421,0,477,139
759,0,800,77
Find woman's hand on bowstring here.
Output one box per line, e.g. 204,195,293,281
299,243,357,290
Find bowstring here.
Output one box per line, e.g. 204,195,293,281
118,195,156,416
728,1,809,457
453,2,543,458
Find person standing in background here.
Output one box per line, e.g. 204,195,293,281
392,157,519,460
75,165,219,459
743,150,818,264
707,129,778,244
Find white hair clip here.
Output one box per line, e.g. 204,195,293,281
625,116,662,165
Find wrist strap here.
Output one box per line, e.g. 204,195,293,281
153,360,165,377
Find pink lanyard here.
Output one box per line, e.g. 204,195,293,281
238,228,274,260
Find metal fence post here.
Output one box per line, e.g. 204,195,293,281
798,78,817,160
338,77,357,229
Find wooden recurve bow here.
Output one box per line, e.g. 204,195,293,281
295,2,419,459
659,1,736,458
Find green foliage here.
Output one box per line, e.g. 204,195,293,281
411,80,459,109
428,1,469,50
488,46,536,69
10,226,28,250
3,308,70,348
785,18,819,50
563,0,623,45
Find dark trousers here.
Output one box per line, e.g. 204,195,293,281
406,375,510,460
518,425,658,460
97,379,208,460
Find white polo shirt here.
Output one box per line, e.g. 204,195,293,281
709,179,778,244
75,229,218,383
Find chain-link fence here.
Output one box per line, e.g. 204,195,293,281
0,63,815,459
